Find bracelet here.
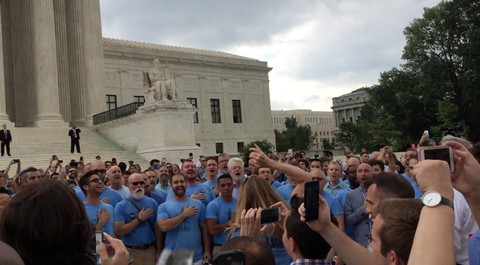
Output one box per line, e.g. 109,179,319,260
137,217,143,223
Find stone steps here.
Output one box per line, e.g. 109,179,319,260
0,126,149,170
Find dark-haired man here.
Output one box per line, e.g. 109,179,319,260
157,173,211,263
363,172,414,217
203,157,220,197
284,202,335,264
206,174,237,253
79,171,114,236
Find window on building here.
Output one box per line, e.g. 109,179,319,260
216,142,223,153
133,96,145,103
211,99,221,123
237,142,244,153
106,95,117,110
349,117,353,122
187,98,199,123
232,100,242,123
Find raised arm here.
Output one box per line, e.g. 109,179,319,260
409,160,455,265
249,144,314,184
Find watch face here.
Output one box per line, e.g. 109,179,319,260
423,192,441,207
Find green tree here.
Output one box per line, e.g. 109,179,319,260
241,139,274,162
275,117,313,152
322,138,335,150
402,0,480,141
357,0,480,146
335,122,360,152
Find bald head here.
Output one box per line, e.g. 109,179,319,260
90,159,105,171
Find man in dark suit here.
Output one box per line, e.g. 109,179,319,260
0,124,12,157
68,126,81,153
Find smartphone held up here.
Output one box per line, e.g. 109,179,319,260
417,146,455,172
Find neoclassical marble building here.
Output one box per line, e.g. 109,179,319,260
0,0,275,156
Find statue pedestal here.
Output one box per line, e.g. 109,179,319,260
94,99,201,163
136,100,200,161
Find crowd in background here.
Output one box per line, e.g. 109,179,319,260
0,132,479,265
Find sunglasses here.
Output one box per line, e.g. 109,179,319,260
89,178,102,183
130,181,145,186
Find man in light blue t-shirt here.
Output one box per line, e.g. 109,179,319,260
157,173,212,263
79,170,114,236
206,174,237,253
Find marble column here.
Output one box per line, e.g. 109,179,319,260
0,1,10,122
53,0,71,122
65,0,105,125
10,0,36,126
65,0,86,124
81,0,105,123
31,0,64,127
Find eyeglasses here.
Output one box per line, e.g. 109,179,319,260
130,181,145,186
89,178,102,184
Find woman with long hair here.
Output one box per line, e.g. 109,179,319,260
228,175,291,265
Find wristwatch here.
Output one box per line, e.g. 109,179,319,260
421,191,454,210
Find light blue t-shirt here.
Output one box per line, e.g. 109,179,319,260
84,202,115,236
114,196,158,247
157,198,206,262
275,183,294,203
321,191,344,216
167,182,215,207
205,197,237,245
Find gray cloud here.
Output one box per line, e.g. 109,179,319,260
100,0,441,111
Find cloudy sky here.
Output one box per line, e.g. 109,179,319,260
100,0,441,111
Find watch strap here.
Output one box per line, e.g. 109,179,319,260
440,196,454,210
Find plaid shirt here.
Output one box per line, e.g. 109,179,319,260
291,258,332,265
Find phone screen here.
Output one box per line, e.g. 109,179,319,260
95,232,103,254
260,208,280,224
304,180,320,221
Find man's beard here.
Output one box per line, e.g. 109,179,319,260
130,188,145,200
173,185,185,197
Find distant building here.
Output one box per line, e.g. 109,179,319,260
331,88,370,128
271,109,335,150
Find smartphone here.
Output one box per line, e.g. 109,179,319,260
58,160,63,164
287,149,293,155
213,249,245,265
153,164,159,170
418,146,455,172
80,156,84,161
260,207,281,224
304,180,320,221
95,231,103,254
424,130,429,136
12,159,20,163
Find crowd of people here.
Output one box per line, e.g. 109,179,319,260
0,133,479,265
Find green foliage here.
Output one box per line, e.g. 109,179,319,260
275,117,314,152
241,139,274,162
322,138,335,150
335,122,360,152
358,0,480,146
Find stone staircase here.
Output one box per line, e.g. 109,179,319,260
0,126,149,170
